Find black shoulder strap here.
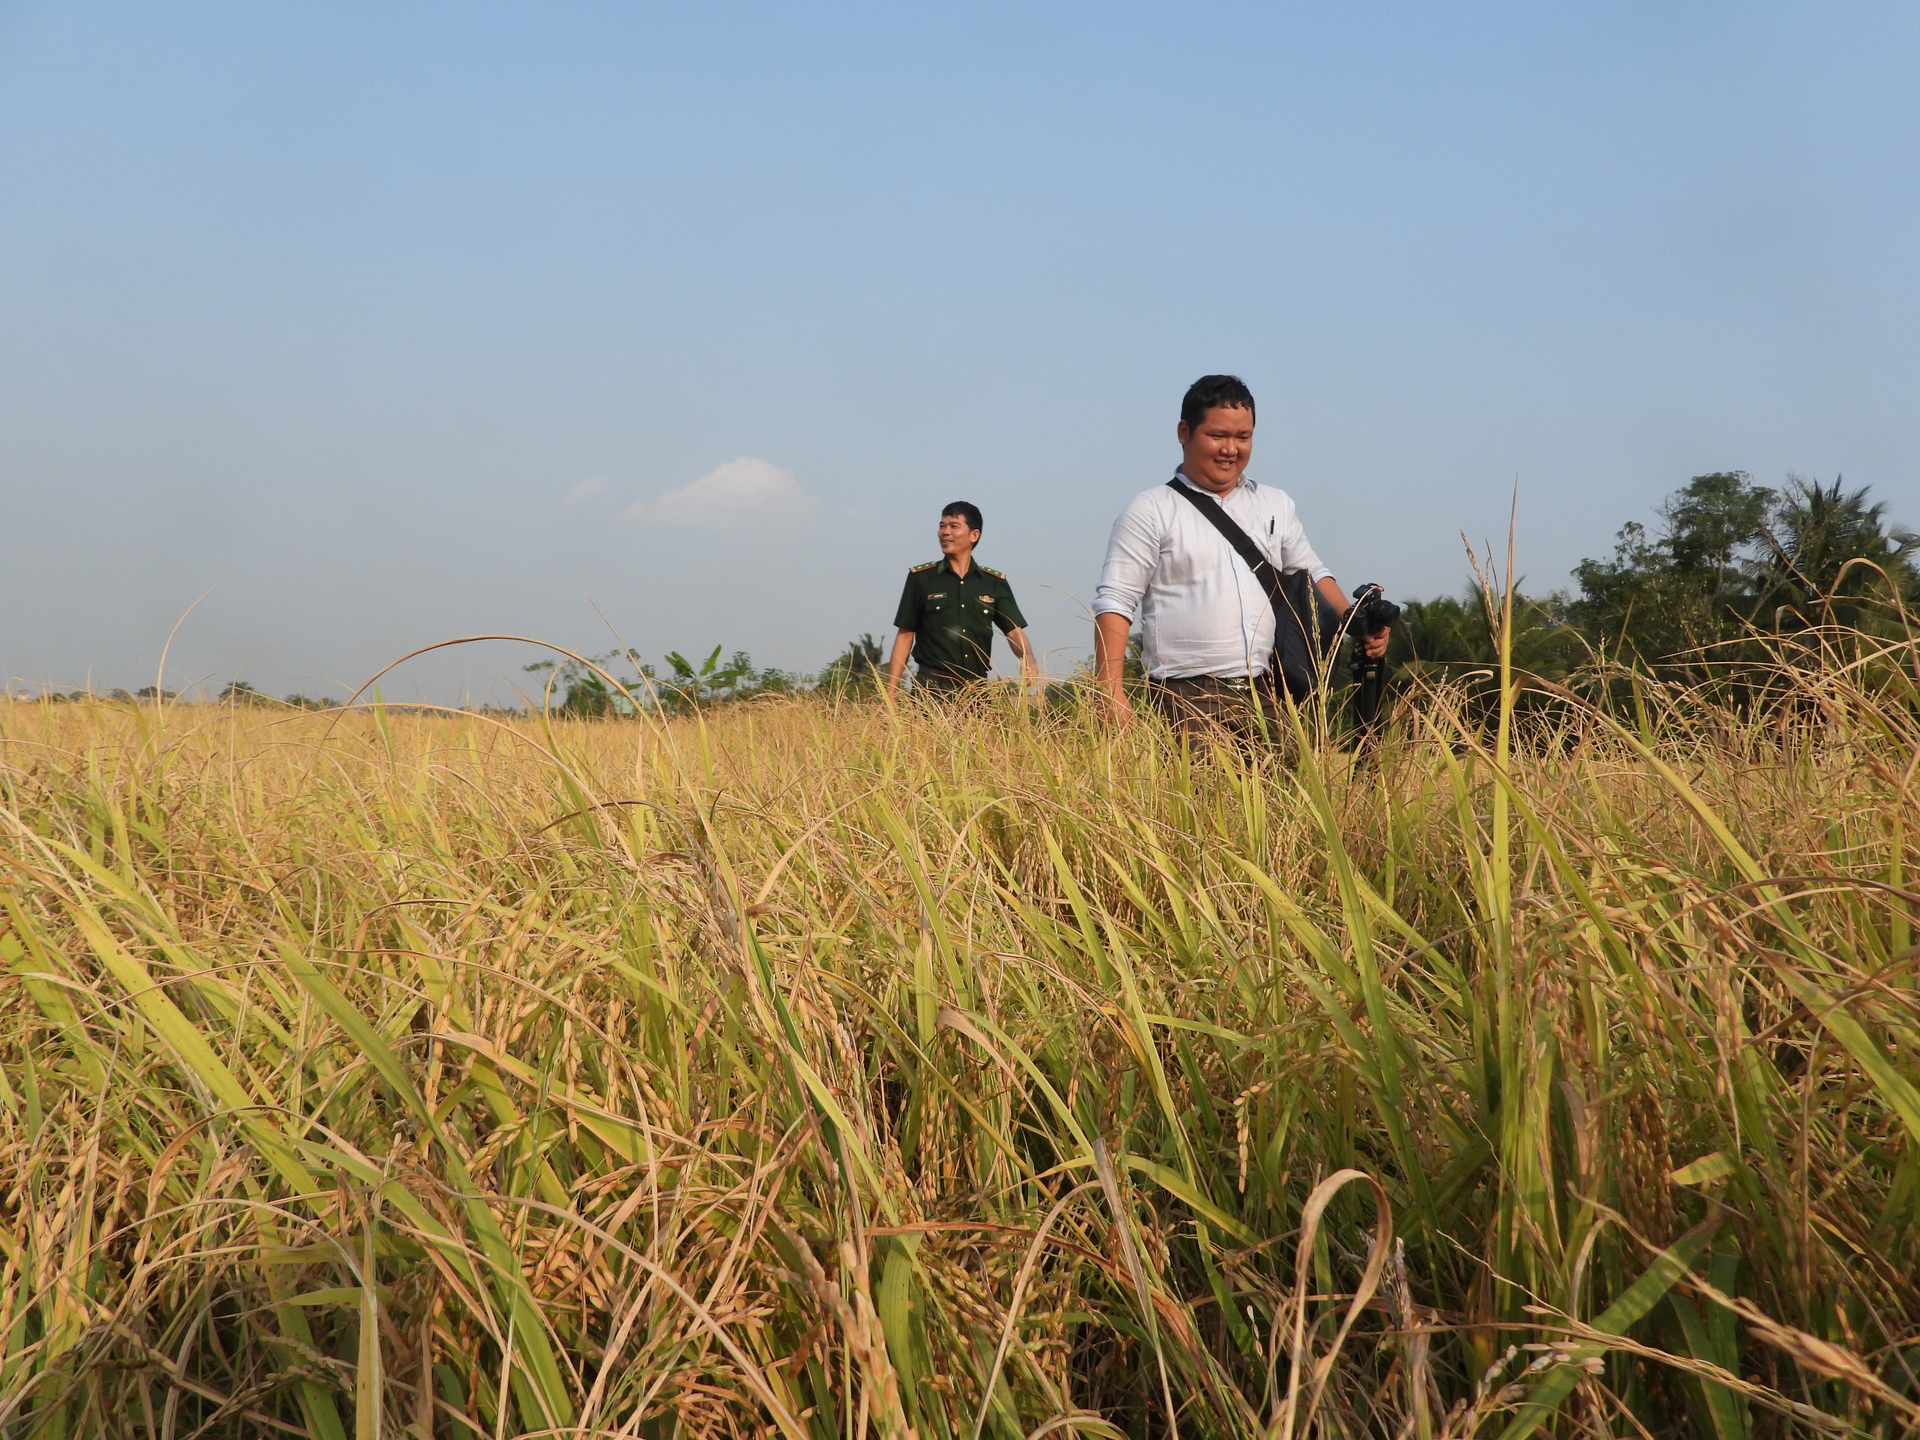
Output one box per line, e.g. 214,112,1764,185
1166,479,1282,600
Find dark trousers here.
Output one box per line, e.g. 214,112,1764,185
1147,673,1286,746
913,668,978,697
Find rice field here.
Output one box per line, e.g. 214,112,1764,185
1,626,1916,1438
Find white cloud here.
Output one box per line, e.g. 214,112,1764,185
564,476,609,505
622,457,817,528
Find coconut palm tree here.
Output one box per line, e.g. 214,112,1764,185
1757,475,1919,629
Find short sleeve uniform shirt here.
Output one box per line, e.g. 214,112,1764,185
893,559,1028,680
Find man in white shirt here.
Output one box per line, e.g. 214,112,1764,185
1093,374,1391,737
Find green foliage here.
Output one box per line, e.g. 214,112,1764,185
1567,471,1778,669
1371,472,1917,721
523,645,805,717
658,645,803,709
1758,474,1920,628
523,650,633,716
1378,587,1585,732
819,634,884,694
1389,585,1583,678
1565,470,1918,672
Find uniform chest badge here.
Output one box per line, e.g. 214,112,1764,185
927,592,946,599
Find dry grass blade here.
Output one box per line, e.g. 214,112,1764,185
1090,1137,1178,1440
1271,1169,1393,1440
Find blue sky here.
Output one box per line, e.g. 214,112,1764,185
4,1,1916,701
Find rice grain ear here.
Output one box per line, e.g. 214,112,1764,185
1617,1083,1676,1248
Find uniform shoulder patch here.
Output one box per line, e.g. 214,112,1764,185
977,564,1006,579
909,560,941,573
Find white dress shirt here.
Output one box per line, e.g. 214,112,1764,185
1093,471,1332,680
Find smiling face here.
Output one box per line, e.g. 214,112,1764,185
938,511,981,562
1176,404,1255,495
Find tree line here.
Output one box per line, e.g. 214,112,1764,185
1389,472,1919,689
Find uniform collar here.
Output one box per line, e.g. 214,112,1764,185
939,555,978,577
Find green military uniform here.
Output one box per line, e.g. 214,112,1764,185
894,558,1029,686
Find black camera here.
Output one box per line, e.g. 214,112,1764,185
1348,583,1398,737
1350,585,1401,636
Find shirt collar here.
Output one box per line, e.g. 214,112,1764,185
1173,469,1255,495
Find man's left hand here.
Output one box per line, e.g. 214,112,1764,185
1361,627,1390,659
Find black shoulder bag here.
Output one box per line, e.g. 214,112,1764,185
1166,480,1336,701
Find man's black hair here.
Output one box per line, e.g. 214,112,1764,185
1180,374,1256,432
943,501,984,534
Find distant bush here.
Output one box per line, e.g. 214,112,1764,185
819,634,883,695
524,645,807,718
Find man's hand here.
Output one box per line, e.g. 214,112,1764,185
1093,612,1137,727
1006,627,1041,692
1317,576,1392,660
884,630,914,694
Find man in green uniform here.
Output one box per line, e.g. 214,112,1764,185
886,502,1038,695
